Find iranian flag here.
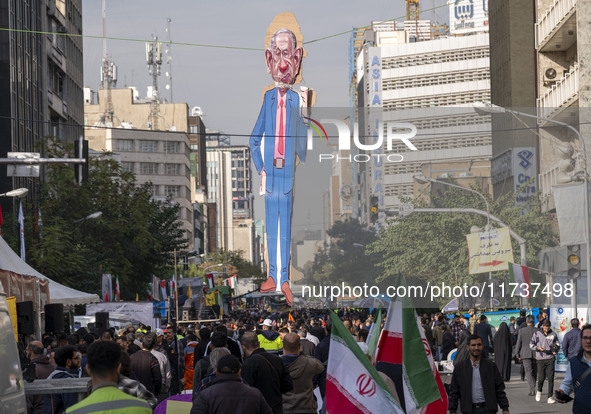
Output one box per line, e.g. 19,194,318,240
508,262,530,297
326,310,404,414
228,276,237,289
376,281,447,414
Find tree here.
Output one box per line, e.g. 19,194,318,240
303,219,382,288
2,137,189,300
197,249,265,282
367,182,556,307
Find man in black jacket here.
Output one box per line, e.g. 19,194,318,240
514,315,537,396
241,331,293,414
191,355,271,414
130,333,162,395
474,315,494,359
449,334,510,414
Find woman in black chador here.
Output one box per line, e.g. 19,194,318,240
492,322,513,381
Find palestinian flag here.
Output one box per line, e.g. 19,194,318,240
326,310,404,414
159,280,168,299
508,262,530,297
206,273,214,289
376,277,447,414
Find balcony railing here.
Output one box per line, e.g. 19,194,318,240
536,0,577,49
537,64,578,119
539,165,560,200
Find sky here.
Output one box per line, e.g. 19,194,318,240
82,0,450,229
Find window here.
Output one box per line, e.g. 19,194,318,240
140,163,158,175
165,141,180,153
165,185,181,197
121,162,134,173
165,163,180,175
139,140,158,152
116,139,133,152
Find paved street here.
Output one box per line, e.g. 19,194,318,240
501,363,571,414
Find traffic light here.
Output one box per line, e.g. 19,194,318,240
370,196,379,224
183,254,189,271
567,244,581,280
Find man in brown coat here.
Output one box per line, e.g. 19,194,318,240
280,333,324,413
24,341,57,413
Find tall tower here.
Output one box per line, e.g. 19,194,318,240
145,37,163,130
100,0,117,126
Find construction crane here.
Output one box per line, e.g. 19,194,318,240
406,0,420,41
406,0,420,20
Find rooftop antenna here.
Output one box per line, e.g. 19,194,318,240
165,18,174,103
100,0,117,125
145,35,162,130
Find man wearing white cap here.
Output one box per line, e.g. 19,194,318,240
258,319,283,351
151,330,171,400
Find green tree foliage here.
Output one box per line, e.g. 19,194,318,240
303,219,382,287
367,182,556,307
3,138,189,300
197,248,265,282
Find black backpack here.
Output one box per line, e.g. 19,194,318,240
22,360,37,383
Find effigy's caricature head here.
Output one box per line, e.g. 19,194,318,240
266,28,302,89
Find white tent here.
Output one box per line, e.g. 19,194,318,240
0,236,99,306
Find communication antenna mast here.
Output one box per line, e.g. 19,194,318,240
145,36,162,130
100,0,117,125
165,18,174,103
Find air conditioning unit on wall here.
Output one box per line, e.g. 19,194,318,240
544,67,560,83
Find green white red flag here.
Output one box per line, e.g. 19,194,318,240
114,276,121,302
508,262,530,297
375,280,447,414
227,275,237,289
326,310,404,414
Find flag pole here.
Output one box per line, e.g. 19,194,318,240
174,249,179,325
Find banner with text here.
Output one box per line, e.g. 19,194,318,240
466,227,514,274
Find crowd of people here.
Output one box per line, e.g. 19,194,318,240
420,309,591,413
18,307,591,413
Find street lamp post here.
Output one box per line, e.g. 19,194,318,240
73,211,102,224
474,102,590,322
0,188,28,198
414,174,494,308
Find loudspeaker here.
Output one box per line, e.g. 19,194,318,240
44,303,64,333
95,312,109,335
16,301,34,335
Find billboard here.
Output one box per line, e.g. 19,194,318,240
448,0,489,35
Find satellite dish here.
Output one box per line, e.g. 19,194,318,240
191,106,203,117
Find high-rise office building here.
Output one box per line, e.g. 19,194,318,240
0,0,84,196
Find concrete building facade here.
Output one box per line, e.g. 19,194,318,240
488,0,538,200
84,87,194,248
0,0,84,196
356,28,492,226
